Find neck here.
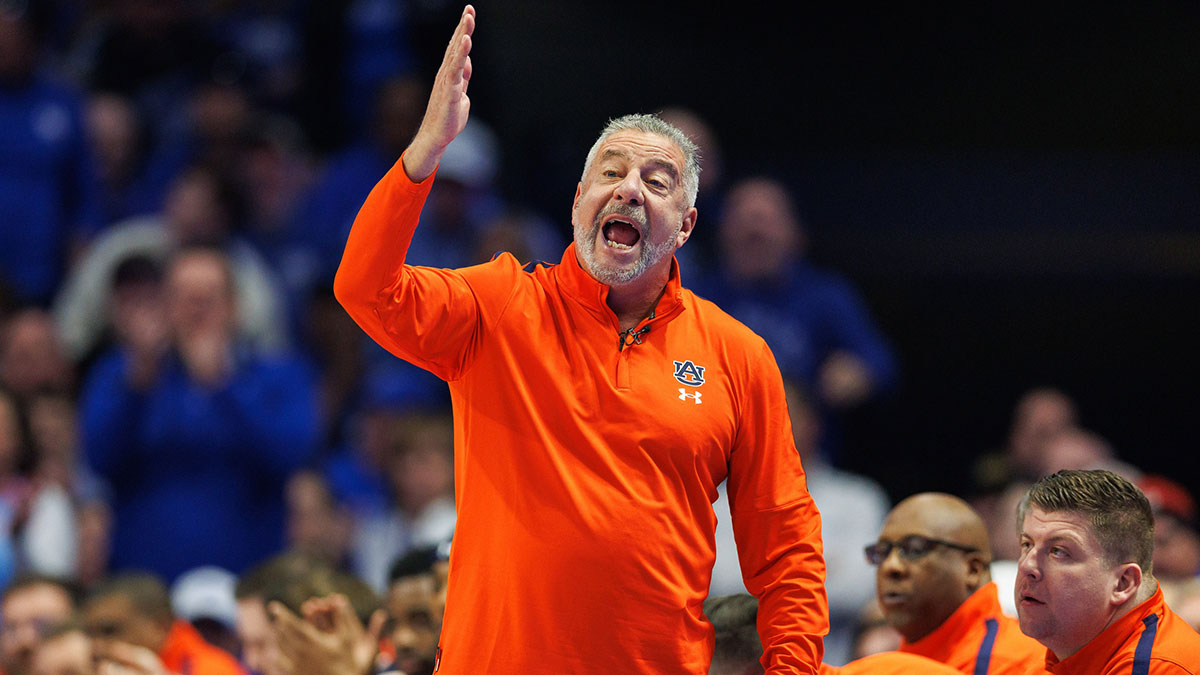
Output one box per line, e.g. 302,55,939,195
608,279,667,331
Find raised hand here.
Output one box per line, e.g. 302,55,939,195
403,5,477,182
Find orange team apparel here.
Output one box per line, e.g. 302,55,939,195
900,582,1047,674
335,158,828,674
159,620,246,675
819,651,965,674
1044,585,1200,674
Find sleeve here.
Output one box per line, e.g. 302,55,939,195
79,351,146,482
333,155,510,381
728,341,828,674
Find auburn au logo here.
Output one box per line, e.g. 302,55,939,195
673,360,706,386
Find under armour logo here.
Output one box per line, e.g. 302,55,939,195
678,388,702,404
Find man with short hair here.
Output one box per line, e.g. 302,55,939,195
1016,469,1200,673
870,493,1045,673
0,575,77,675
29,625,90,675
81,573,245,675
334,6,826,673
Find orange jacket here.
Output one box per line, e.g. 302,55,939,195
1045,585,1200,674
820,651,964,674
900,583,1047,674
159,620,245,675
336,159,827,674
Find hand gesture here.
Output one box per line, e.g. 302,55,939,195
403,5,476,182
269,595,388,675
93,640,173,675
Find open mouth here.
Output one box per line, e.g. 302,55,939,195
602,217,641,250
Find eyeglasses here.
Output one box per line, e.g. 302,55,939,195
864,534,980,565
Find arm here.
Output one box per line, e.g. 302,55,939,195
728,343,828,674
334,6,489,380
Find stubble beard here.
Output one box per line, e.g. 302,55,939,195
574,203,680,287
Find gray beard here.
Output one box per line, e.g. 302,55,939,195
574,203,680,287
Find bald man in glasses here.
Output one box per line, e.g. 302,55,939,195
867,493,1046,674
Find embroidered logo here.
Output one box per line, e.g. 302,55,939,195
673,360,706,386
678,388,702,404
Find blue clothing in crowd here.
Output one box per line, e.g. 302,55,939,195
0,73,100,303
692,261,898,395
80,347,320,582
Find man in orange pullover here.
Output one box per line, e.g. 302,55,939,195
334,6,827,673
1016,470,1200,673
870,493,1046,674
82,573,244,675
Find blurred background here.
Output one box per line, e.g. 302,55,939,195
0,0,1197,611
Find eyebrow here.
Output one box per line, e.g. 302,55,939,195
598,150,681,182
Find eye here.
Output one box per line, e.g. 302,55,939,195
602,170,619,178
1050,546,1069,559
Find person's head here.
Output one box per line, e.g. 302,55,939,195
657,106,722,195
234,552,330,675
82,573,174,654
164,246,237,342
0,575,78,675
1015,469,1156,660
87,92,147,186
29,625,91,675
1008,387,1077,476
0,309,72,400
385,413,454,514
164,167,242,246
1139,474,1200,581
717,177,804,284
284,470,352,566
387,548,442,675
571,114,699,290
704,594,763,675
870,493,992,643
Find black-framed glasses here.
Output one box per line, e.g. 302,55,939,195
864,534,980,565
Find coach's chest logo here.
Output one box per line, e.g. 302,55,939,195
673,360,706,387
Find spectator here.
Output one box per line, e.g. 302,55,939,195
352,412,456,593
711,380,888,665
54,165,290,365
0,574,78,675
386,547,442,675
0,310,74,406
79,247,319,581
234,552,331,675
1138,474,1200,584
870,493,1045,673
284,470,353,571
170,565,241,658
0,4,101,305
692,177,897,416
85,92,172,227
81,572,244,675
1016,469,1200,671
29,624,91,675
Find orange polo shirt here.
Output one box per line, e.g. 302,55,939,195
820,651,965,674
1045,585,1200,674
159,620,245,675
335,158,827,673
901,582,1047,674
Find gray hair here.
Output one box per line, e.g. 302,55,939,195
581,113,701,208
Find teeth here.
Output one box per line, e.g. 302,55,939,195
605,239,634,250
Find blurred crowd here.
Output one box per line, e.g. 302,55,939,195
1,2,1198,674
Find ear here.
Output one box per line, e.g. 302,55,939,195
571,183,582,216
965,553,990,591
676,206,698,248
1111,562,1143,606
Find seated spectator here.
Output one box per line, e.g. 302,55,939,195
1139,474,1200,584
170,566,241,658
386,546,442,675
284,470,354,570
82,572,244,675
870,493,1045,673
1016,470,1200,672
0,574,78,675
29,623,91,675
0,310,75,406
80,247,319,582
234,552,332,675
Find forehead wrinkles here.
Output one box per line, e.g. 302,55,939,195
594,132,684,176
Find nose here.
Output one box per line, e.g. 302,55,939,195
613,170,643,206
878,546,907,577
1017,547,1041,580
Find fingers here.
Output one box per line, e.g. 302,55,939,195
366,608,388,644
